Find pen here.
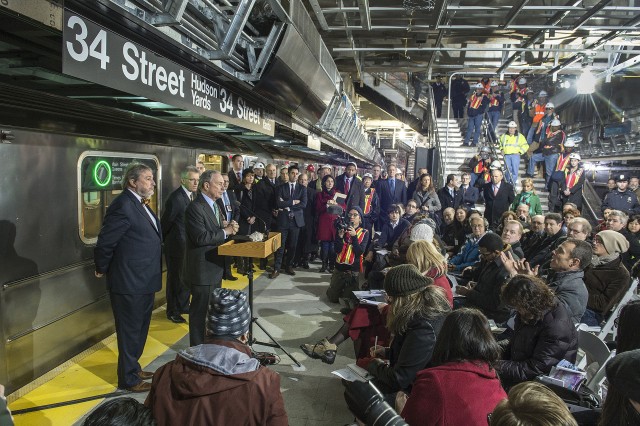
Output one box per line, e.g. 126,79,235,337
374,336,378,352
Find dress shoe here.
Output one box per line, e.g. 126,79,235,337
269,271,280,279
301,261,310,269
284,267,296,276
127,381,152,392
168,315,186,324
138,370,155,380
225,275,238,281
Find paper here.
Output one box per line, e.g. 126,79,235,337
376,249,389,256
333,193,347,203
353,290,386,306
332,363,374,382
488,319,506,334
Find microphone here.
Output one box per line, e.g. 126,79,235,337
232,200,268,232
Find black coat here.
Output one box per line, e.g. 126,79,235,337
254,178,277,230
161,186,191,258
275,182,307,229
380,178,407,212
454,185,479,210
215,190,240,225
497,302,578,387
236,185,261,235
437,186,459,210
466,257,511,322
482,181,515,229
335,174,365,211
227,169,243,192
377,219,411,250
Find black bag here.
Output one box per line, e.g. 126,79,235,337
535,377,601,409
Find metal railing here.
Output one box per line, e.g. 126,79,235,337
426,85,445,188
581,179,603,225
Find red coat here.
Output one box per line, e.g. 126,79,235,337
315,190,345,241
401,361,506,426
428,269,453,307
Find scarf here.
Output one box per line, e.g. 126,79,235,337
591,253,619,267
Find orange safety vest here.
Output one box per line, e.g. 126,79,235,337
473,160,486,174
565,168,583,189
532,103,546,123
555,153,570,172
364,188,375,214
489,95,501,107
469,93,483,110
336,227,367,271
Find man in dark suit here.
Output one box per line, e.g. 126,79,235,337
228,154,244,191
378,164,407,227
482,168,515,230
217,173,240,280
184,170,239,346
455,172,479,210
292,172,317,269
270,165,307,278
254,163,278,270
94,163,162,393
160,165,199,324
407,167,427,200
334,162,365,210
437,174,460,211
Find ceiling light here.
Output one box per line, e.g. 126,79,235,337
576,69,596,94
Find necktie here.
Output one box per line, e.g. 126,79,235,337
493,185,499,196
390,179,395,194
236,171,241,182
290,183,294,197
449,188,454,198
212,202,220,223
223,192,230,221
190,192,195,202
141,198,151,206
461,186,466,196
345,178,351,194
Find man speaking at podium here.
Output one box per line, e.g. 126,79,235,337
184,170,239,346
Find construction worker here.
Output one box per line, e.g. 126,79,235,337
527,90,548,144
499,121,529,186
488,81,504,143
468,146,493,188
464,83,490,147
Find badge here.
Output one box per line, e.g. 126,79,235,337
226,205,232,212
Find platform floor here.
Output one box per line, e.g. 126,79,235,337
8,262,356,426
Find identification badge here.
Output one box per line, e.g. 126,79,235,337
226,205,232,212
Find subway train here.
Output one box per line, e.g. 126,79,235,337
0,83,334,394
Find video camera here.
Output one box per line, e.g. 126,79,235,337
344,380,407,425
328,204,350,232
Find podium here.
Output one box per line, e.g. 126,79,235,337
218,232,301,366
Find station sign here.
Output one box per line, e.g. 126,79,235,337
62,10,275,136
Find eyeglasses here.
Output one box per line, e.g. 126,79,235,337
347,213,359,217
593,239,603,245
546,107,554,110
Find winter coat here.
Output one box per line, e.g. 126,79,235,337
548,269,589,324
584,255,631,315
413,189,442,213
145,339,288,426
315,189,345,241
449,235,482,272
496,301,578,387
401,361,507,426
482,181,515,230
510,191,542,216
465,254,512,323
622,229,640,272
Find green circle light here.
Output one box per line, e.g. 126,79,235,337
94,160,112,188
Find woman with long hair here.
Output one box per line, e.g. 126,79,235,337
406,240,453,306
510,178,542,216
496,275,578,388
315,175,345,272
598,349,640,426
622,215,640,272
237,168,258,236
495,211,519,236
400,309,506,426
616,300,640,354
413,173,441,216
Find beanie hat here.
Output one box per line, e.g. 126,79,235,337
206,288,251,337
348,206,364,223
606,349,640,403
410,223,434,243
478,232,504,252
597,230,630,255
421,217,438,232
384,264,430,297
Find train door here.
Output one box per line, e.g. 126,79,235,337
196,153,226,172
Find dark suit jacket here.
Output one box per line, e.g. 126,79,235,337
377,218,411,250
253,178,276,229
228,169,243,192
161,186,191,257
380,178,407,214
482,181,515,228
215,190,240,224
437,186,459,210
276,182,307,229
334,174,365,210
455,185,479,210
94,189,162,295
184,194,227,287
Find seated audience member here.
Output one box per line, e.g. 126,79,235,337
598,349,640,426
562,205,581,227
595,208,613,233
456,233,513,322
528,213,566,270
456,207,472,234
441,208,464,254
515,204,531,230
0,384,13,426
510,178,542,216
501,220,525,259
399,309,507,426
357,265,451,395
402,199,420,222
326,207,369,307
448,216,487,272
581,230,631,326
406,240,453,306
501,239,592,324
455,172,479,210
521,214,545,256
615,300,640,353
606,209,628,231
490,382,579,426
495,211,519,236
496,275,578,388
145,289,287,426
440,207,455,235
85,398,155,426
622,214,640,271
365,205,411,275
566,217,592,242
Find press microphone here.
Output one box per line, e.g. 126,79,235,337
232,200,268,231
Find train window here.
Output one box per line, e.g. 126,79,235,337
77,152,161,244
197,153,224,172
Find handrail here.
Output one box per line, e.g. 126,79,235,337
426,85,445,188
369,72,411,102
581,179,603,224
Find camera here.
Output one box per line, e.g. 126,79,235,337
334,215,350,232
344,381,407,425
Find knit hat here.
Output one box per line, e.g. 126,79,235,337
206,289,251,337
410,223,434,243
384,264,430,297
606,349,640,403
597,230,630,255
478,232,504,252
421,217,438,232
347,206,364,223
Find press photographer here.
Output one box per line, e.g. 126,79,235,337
326,207,369,311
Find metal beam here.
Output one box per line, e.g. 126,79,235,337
596,53,640,78
325,24,640,31
333,46,623,53
207,0,257,59
571,0,613,30
320,5,640,13
357,0,371,31
307,0,330,31
151,0,189,26
502,0,529,29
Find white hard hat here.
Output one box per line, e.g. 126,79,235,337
253,162,265,169
322,164,333,170
508,121,518,128
546,102,555,109
551,119,562,126
569,153,581,160
475,83,484,89
490,160,503,170
518,77,527,84
564,140,576,148
539,90,548,97
490,81,499,87
363,173,373,180
526,88,534,94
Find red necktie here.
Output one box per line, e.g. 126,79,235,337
236,172,241,181
345,178,350,194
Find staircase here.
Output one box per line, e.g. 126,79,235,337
437,100,550,214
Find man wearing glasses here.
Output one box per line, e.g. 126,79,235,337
566,217,592,242
521,214,546,257
161,165,200,324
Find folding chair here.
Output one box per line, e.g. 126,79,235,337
598,278,639,340
576,325,611,371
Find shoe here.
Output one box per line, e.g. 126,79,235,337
285,267,296,276
225,275,238,281
460,143,468,147
168,315,186,324
319,261,327,273
265,266,274,272
126,381,152,392
137,370,155,380
300,338,337,364
290,261,299,268
301,261,310,269
269,271,280,279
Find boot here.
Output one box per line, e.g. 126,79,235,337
319,260,327,273
301,254,310,269
328,258,335,273
300,338,337,364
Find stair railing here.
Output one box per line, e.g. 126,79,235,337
426,85,445,188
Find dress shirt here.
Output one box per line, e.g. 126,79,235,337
128,188,158,230
181,185,194,201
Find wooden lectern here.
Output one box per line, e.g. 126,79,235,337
218,232,301,366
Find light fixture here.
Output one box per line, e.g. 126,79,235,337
576,68,596,94
561,81,571,89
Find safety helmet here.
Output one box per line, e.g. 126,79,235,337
475,83,484,89
526,88,534,94
490,160,503,170
539,90,548,97
322,164,333,170
490,81,499,87
480,146,491,153
306,164,315,172
507,121,518,128
546,102,555,109
551,119,562,127
518,77,527,85
569,153,581,160
253,162,265,169
363,173,373,180
564,140,576,148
